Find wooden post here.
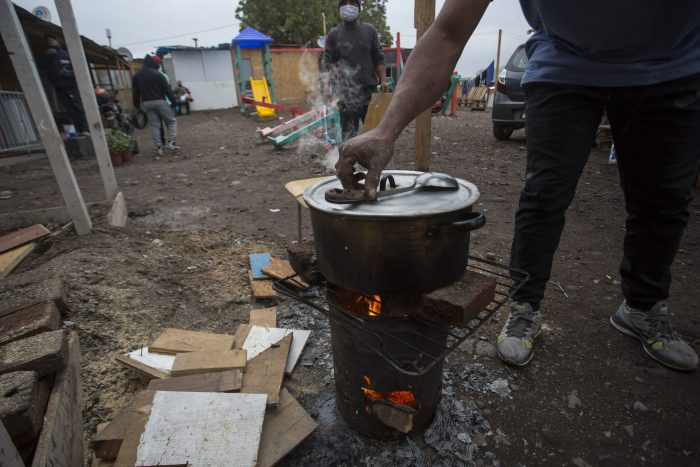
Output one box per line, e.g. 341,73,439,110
495,29,502,82
395,32,402,81
0,0,92,235
414,0,436,171
54,0,120,202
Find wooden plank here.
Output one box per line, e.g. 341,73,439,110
250,308,277,327
414,0,436,171
171,349,247,377
0,371,42,448
0,225,49,255
241,334,292,406
114,353,171,380
232,324,253,349
112,391,155,467
135,392,268,467
284,176,333,199
243,326,311,375
362,92,393,133
92,391,155,461
149,328,235,355
249,253,272,279
0,268,67,318
31,332,82,467
146,370,241,393
0,1,92,235
0,330,68,377
0,302,61,347
261,258,309,289
0,244,36,279
248,270,278,299
257,388,318,467
106,192,127,228
0,420,25,467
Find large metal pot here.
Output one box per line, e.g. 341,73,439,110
303,171,484,294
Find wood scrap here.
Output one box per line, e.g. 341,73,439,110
257,388,318,467
93,390,155,460
232,324,253,349
0,243,36,279
0,329,67,377
248,270,278,299
112,391,156,467
170,349,247,377
287,241,324,285
134,392,267,467
0,225,49,255
249,307,277,327
146,370,241,393
362,92,393,133
241,334,292,406
243,326,311,375
149,328,235,355
249,252,272,279
114,354,170,380
0,371,43,448
261,257,309,289
0,301,61,347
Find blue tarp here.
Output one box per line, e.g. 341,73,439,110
232,27,273,49
484,60,495,86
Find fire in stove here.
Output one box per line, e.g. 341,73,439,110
330,285,382,317
361,375,419,434
361,375,418,409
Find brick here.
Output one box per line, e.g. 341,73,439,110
0,330,68,377
0,266,67,318
0,371,43,447
0,302,61,347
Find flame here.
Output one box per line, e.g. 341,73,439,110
355,294,381,317
331,285,382,317
361,375,418,409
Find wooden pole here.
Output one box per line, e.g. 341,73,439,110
395,32,402,81
0,0,92,235
495,29,502,82
54,0,120,202
414,0,436,171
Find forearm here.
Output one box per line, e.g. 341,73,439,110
376,63,387,85
375,0,489,139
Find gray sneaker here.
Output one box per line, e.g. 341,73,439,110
610,301,698,371
166,142,180,151
156,147,164,156
497,302,542,366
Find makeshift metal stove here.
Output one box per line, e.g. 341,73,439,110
275,171,528,440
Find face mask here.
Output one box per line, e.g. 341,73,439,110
340,5,359,22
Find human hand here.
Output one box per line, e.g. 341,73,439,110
380,81,390,93
336,128,395,200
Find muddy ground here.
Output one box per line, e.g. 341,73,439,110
1,108,699,466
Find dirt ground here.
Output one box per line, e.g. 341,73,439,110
1,107,699,466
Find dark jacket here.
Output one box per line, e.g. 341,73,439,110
132,55,175,108
40,46,77,89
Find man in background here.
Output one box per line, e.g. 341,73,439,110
174,80,192,115
132,54,178,156
40,34,89,136
322,0,387,142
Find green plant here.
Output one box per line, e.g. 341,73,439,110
105,130,132,153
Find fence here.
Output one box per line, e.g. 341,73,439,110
0,91,42,154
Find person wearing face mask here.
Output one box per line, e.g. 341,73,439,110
322,0,388,142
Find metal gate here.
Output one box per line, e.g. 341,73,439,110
0,91,42,154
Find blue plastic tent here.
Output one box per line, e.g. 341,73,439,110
232,27,273,49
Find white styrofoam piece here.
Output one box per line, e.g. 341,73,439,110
136,391,267,467
126,347,175,374
242,326,311,374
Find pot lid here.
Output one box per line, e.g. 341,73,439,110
303,170,480,217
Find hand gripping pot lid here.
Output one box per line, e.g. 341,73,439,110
303,170,480,217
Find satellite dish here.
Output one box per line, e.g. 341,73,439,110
117,47,133,61
317,35,326,48
32,6,51,22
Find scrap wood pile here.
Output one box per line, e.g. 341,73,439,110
247,252,310,300
106,306,316,466
0,224,83,466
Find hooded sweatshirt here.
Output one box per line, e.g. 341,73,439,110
132,55,175,107
40,45,77,89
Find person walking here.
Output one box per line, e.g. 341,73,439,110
40,34,89,136
336,0,700,371
322,0,388,142
132,54,179,156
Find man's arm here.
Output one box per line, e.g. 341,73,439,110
337,0,490,198
376,63,387,91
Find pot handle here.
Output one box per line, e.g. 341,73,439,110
429,212,486,235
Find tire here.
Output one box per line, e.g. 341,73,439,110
493,123,513,140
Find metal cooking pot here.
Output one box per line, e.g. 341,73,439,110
303,170,485,294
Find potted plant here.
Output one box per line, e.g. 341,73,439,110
105,130,132,166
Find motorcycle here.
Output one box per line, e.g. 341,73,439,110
95,88,139,154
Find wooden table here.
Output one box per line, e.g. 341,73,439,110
284,177,333,242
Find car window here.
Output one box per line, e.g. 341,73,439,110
506,45,528,72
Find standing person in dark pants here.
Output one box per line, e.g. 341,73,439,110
132,55,179,156
337,0,700,371
40,34,89,136
322,0,388,142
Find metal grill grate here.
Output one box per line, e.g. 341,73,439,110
273,255,529,376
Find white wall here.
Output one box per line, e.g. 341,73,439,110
171,50,238,111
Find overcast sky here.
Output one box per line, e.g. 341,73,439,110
15,0,530,77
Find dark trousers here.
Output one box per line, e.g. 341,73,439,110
340,103,369,142
511,74,700,310
55,86,89,133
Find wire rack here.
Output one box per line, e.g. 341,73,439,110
273,256,529,376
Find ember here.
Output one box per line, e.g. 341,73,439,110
330,285,382,317
362,375,419,409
